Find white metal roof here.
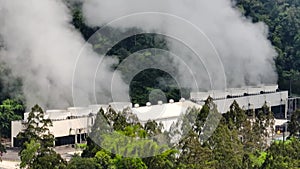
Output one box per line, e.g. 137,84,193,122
190,85,279,101
132,100,201,122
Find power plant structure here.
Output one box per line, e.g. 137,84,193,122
11,85,290,147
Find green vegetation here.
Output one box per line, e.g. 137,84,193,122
263,138,300,168
0,62,24,102
0,99,24,137
76,99,300,169
4,95,298,169
0,141,5,161
0,63,25,161
68,0,300,105
235,0,300,95
67,155,98,169
70,5,187,105
75,143,87,150
0,99,24,161
17,105,67,169
288,109,300,136
9,101,300,169
0,0,299,167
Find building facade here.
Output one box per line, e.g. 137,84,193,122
11,85,289,147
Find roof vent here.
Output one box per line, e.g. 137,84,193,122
169,99,174,103
146,102,151,106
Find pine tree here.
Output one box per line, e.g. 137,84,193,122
17,104,54,149
17,104,66,169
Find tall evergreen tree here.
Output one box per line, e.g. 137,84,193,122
17,104,66,169
288,109,300,137
17,104,54,149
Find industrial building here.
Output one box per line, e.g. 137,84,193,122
11,85,289,147
190,85,288,119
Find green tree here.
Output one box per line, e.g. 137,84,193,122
32,150,66,169
252,103,275,149
0,62,24,103
84,106,174,168
262,138,300,169
81,137,102,158
18,104,66,169
94,150,114,169
67,156,97,169
168,106,200,144
0,99,24,138
235,0,300,95
288,109,300,137
20,139,66,169
142,149,177,169
70,3,97,41
17,104,54,149
20,140,40,168
207,123,244,169
0,136,5,161
223,100,247,130
177,130,216,169
242,151,267,169
113,155,148,169
144,120,163,137
194,97,214,135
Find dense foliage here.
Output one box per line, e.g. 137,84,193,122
75,99,300,169
0,64,25,161
0,99,24,137
10,101,300,169
0,62,24,103
17,105,67,169
235,0,300,95
0,99,24,161
68,0,300,105
70,4,188,105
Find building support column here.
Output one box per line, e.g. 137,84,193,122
75,129,77,144
11,121,13,147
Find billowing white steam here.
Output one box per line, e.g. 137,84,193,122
81,0,278,89
0,0,128,109
0,0,278,109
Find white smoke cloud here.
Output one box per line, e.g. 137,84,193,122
0,0,278,109
0,0,128,109
81,0,278,90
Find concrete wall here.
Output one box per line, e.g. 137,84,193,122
11,116,96,147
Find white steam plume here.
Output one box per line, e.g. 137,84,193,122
81,0,278,90
0,0,279,109
0,0,128,109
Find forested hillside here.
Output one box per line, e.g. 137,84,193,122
0,1,300,168
0,0,298,135
0,0,299,147
235,0,300,95
71,0,300,104
0,0,299,106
